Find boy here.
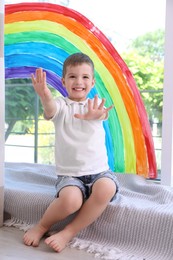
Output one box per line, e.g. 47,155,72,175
23,52,119,252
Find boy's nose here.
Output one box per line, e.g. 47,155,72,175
76,77,82,84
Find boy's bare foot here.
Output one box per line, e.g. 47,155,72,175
45,229,74,252
23,224,48,247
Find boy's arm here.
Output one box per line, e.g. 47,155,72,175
31,68,57,119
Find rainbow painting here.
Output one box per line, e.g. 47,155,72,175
5,2,157,178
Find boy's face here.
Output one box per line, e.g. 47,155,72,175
61,63,95,102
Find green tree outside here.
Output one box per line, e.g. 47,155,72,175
122,29,164,123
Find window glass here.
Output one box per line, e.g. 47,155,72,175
5,0,166,178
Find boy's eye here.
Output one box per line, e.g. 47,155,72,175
83,76,89,79
69,75,75,78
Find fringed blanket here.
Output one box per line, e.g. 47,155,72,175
4,162,173,260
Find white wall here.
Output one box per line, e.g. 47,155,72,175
0,0,4,226
161,0,173,186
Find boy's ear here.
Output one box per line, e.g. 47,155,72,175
61,78,65,87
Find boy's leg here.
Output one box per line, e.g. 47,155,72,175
45,178,116,252
23,186,83,247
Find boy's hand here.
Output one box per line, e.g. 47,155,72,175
31,68,57,119
74,95,114,120
31,68,52,101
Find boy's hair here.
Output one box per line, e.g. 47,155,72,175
62,52,94,77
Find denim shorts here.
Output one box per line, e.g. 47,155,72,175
55,170,119,202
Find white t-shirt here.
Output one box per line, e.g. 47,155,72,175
50,96,109,176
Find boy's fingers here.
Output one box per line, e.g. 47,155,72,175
98,98,106,110
93,95,98,109
31,74,36,85
87,99,93,111
36,68,43,82
106,104,114,112
74,113,85,119
31,73,34,80
43,71,46,81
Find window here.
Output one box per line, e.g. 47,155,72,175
5,79,55,164
5,0,166,179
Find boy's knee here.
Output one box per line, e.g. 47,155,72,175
66,197,82,214
59,187,83,214
92,178,116,203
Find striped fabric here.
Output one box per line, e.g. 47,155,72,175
4,162,173,260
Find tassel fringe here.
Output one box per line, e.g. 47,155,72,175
4,217,34,232
69,238,143,260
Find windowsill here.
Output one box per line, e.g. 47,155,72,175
146,178,161,184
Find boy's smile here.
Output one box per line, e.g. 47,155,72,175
73,87,85,91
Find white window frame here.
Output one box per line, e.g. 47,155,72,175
161,0,173,186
